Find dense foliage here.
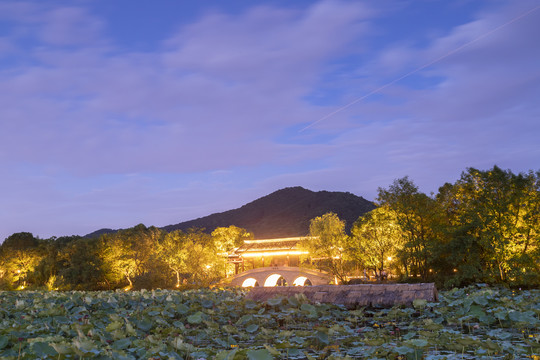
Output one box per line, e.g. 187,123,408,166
0,286,538,359
0,226,250,291
0,165,538,290
348,166,539,288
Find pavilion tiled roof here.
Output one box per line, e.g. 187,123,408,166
232,237,307,255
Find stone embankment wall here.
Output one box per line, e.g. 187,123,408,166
246,283,438,308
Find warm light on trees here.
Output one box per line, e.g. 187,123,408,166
157,230,189,287
99,224,161,288
436,166,539,285
349,206,402,277
0,232,44,289
302,212,348,284
211,226,252,254
377,177,442,281
211,226,252,277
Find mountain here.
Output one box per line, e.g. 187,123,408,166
162,186,376,238
84,228,117,238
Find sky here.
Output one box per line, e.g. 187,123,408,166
1,0,539,241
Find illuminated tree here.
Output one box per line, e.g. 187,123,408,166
377,177,442,280
157,230,190,287
211,226,252,277
183,228,223,285
211,226,252,254
0,232,44,288
349,206,402,277
436,166,540,285
99,224,161,288
303,212,348,284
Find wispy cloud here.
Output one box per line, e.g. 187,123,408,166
0,0,538,240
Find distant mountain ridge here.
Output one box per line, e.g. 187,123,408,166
161,186,376,238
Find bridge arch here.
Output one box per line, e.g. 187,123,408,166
229,266,330,287
241,278,260,287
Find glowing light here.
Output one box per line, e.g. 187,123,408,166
387,256,392,261
293,276,308,286
264,274,287,287
241,278,259,287
243,237,307,244
240,250,309,258
205,265,211,269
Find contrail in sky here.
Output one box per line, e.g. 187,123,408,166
300,4,540,132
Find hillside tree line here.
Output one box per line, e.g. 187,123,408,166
304,166,539,288
1,166,538,290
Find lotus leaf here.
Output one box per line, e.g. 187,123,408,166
247,348,273,360
0,336,7,350
266,298,282,306
246,324,259,333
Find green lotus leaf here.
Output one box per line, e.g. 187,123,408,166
267,298,282,306
31,341,57,357
486,328,513,340
508,310,538,325
413,299,427,309
478,314,495,325
135,318,154,332
394,345,414,355
316,330,329,345
406,339,429,348
50,341,73,355
287,348,302,357
246,348,273,360
244,300,257,309
215,348,238,360
246,324,259,333
236,314,253,326
473,296,489,306
202,299,214,308
0,336,8,350
468,305,486,319
494,310,507,320
112,337,132,350
187,311,204,325
263,344,281,356
106,320,124,332
176,303,190,314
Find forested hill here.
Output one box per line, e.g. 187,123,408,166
161,186,376,239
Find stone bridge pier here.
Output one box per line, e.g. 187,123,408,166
228,266,331,287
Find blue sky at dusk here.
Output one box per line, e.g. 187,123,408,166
1,0,539,241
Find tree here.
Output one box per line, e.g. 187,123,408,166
377,177,442,281
59,237,107,290
0,232,44,288
436,166,540,285
302,212,348,284
211,226,252,254
349,206,401,277
157,230,190,287
211,226,252,277
99,224,161,288
182,228,223,285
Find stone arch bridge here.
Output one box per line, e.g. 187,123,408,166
229,266,331,287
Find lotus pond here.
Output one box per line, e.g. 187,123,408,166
0,285,538,359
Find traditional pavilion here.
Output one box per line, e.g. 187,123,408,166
228,237,309,274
